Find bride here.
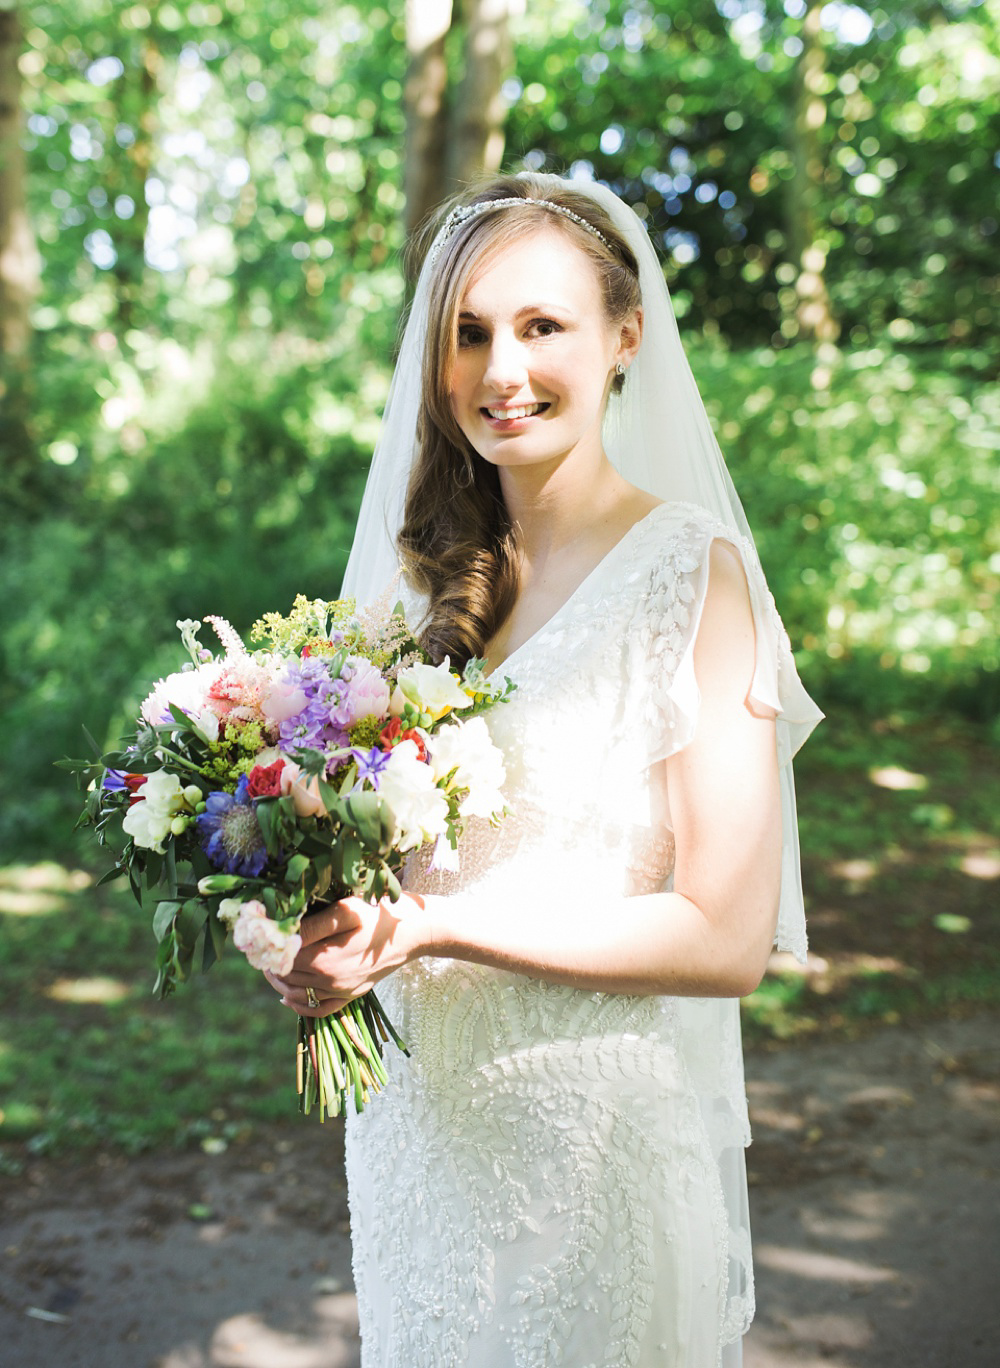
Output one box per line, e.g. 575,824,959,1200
266,173,822,1366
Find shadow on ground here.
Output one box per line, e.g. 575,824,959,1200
0,1015,996,1368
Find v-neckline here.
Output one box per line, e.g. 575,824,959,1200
486,501,670,679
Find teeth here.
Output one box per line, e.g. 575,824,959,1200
486,403,544,421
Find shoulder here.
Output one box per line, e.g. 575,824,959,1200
626,501,748,591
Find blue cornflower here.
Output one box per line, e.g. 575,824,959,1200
197,775,268,876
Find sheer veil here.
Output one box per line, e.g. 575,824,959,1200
341,173,822,1361
342,169,821,963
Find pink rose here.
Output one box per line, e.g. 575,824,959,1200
278,759,328,818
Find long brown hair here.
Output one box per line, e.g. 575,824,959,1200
397,174,641,666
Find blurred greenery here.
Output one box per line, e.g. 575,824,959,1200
1,0,997,1154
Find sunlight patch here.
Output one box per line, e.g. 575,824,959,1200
0,864,94,916
46,976,131,1005
960,850,1000,880
868,765,928,791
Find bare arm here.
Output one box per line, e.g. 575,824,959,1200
271,541,782,1012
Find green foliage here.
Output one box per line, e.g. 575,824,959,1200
507,0,1000,347
691,340,999,704
0,865,295,1154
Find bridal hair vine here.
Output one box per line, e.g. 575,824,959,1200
428,197,611,264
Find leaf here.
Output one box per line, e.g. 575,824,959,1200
203,911,227,970
153,900,181,941
339,833,363,888
342,791,389,849
96,865,126,887
176,899,208,951
286,852,310,884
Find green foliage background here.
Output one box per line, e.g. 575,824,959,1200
3,0,999,858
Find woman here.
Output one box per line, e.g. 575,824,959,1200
267,174,822,1366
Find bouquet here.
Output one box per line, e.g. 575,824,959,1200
64,595,513,1120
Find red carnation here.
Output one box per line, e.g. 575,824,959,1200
123,773,148,807
245,758,286,798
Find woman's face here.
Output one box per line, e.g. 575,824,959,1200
447,228,634,478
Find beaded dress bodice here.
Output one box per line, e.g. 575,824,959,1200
345,503,801,1368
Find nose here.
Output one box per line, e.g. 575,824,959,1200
481,331,528,393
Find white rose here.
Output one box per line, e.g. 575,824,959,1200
232,900,303,975
378,739,449,852
427,716,508,819
122,771,190,853
396,659,473,720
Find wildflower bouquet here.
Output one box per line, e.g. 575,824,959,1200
64,595,513,1119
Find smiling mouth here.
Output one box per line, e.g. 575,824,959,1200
483,402,549,421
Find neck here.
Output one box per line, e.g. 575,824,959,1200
498,449,632,564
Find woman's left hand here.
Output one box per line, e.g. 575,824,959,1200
263,892,429,1017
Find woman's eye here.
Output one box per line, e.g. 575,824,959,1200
529,319,562,338
457,324,487,348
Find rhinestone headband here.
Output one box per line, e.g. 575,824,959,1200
428,197,610,264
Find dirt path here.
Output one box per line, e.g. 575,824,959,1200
1,1014,996,1368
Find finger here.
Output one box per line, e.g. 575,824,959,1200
298,899,365,946
280,992,351,1018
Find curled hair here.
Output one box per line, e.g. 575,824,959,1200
397,174,642,666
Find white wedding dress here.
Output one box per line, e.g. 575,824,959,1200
346,502,815,1367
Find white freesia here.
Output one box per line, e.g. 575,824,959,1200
232,899,303,975
396,658,473,719
378,739,449,852
429,832,461,873
122,771,190,853
426,716,508,819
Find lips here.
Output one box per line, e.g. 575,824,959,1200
483,402,549,421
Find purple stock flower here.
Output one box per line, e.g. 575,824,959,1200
278,658,351,752
102,769,127,792
197,775,268,876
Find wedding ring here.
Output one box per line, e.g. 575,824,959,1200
305,987,320,1008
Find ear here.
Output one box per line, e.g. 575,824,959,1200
615,307,643,370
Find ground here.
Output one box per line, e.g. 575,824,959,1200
1,1013,996,1368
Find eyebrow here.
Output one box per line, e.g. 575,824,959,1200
458,303,574,321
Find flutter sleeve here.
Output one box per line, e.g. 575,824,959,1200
625,504,824,961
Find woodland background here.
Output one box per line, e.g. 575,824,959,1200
0,1,997,1152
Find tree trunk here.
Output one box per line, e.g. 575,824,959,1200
447,0,514,191
111,25,159,335
403,0,453,240
786,2,839,344
0,3,39,361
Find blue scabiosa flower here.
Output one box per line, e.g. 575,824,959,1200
197,775,268,876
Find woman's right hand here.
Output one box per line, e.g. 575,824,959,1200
263,892,432,1017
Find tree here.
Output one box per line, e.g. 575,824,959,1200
786,2,839,343
0,0,39,360
403,0,517,243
